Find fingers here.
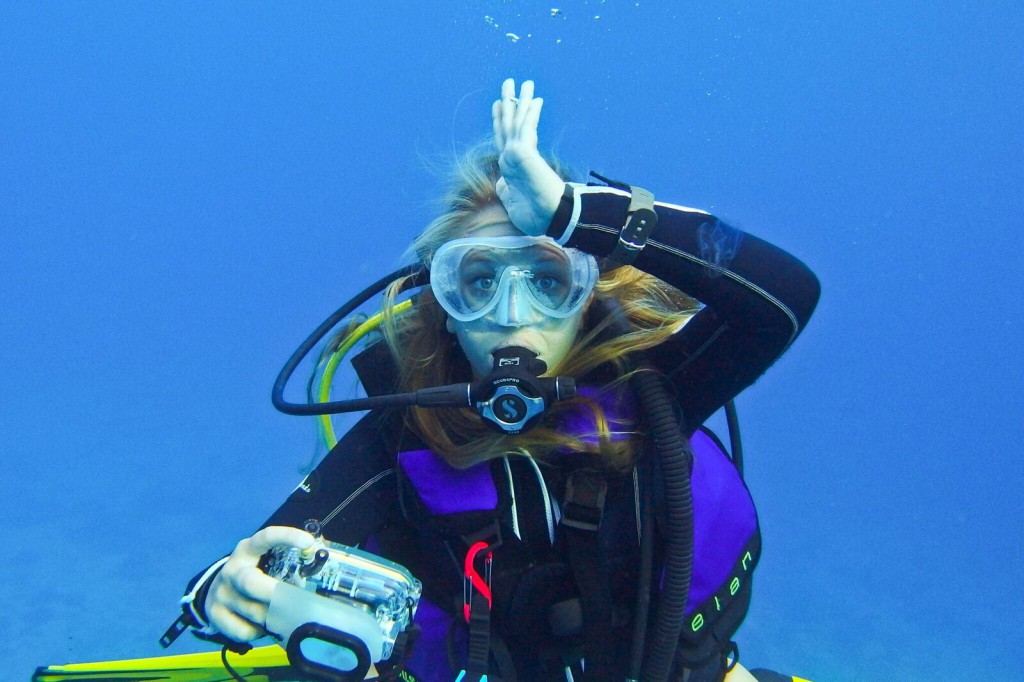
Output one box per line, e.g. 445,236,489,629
492,98,505,150
493,78,541,150
501,75,516,100
207,595,267,642
247,526,315,555
496,78,517,149
206,566,274,642
225,556,280,602
227,526,312,602
520,97,542,147
204,525,316,643
512,80,535,130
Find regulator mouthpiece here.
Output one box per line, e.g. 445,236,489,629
471,346,576,435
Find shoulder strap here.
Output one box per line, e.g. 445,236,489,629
560,469,619,681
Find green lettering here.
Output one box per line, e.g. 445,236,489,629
730,577,741,595
714,595,722,612
742,551,752,571
691,612,705,631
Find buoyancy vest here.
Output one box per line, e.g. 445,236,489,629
368,391,762,682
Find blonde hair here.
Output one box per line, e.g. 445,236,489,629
380,146,698,471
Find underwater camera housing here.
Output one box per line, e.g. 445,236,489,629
261,520,422,682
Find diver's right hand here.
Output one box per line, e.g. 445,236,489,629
204,526,316,642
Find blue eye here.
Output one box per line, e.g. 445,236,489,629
535,275,557,291
460,262,501,308
472,276,496,291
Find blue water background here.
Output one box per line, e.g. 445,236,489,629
2,2,1021,679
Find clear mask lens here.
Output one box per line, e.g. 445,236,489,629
430,236,598,324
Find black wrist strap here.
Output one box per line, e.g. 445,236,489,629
607,185,657,268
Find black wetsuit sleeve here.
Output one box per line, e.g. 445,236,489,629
258,409,405,545
174,410,406,639
551,183,820,429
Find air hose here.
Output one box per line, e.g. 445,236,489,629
597,298,695,682
272,265,426,416
632,364,694,682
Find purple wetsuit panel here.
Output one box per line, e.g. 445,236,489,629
685,428,757,613
397,449,498,514
405,598,460,682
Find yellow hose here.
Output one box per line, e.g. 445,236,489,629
317,299,413,449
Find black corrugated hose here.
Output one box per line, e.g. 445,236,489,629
596,298,695,682
631,364,694,682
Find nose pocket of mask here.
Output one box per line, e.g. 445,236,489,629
494,269,538,327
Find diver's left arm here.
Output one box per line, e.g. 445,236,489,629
547,185,819,341
547,185,820,426
492,78,818,351
491,77,818,343
493,78,819,425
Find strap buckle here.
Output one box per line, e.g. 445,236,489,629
608,186,657,267
561,471,608,532
462,541,496,678
159,613,193,648
588,172,658,268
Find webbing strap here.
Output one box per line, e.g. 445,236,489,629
466,591,492,675
562,471,617,681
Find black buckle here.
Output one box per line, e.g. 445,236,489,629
561,472,608,532
610,185,658,268
159,613,192,648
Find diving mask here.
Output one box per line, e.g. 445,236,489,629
430,235,599,326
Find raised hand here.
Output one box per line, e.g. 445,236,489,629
492,78,565,236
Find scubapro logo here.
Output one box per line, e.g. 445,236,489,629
499,396,524,422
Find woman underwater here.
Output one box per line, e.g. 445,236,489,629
171,79,820,681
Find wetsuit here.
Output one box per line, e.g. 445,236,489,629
180,183,820,681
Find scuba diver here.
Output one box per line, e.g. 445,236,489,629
164,79,820,682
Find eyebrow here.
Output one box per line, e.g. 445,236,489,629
462,251,500,266
459,244,566,272
532,252,561,264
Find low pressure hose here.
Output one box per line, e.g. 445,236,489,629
596,297,695,682
631,365,694,682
